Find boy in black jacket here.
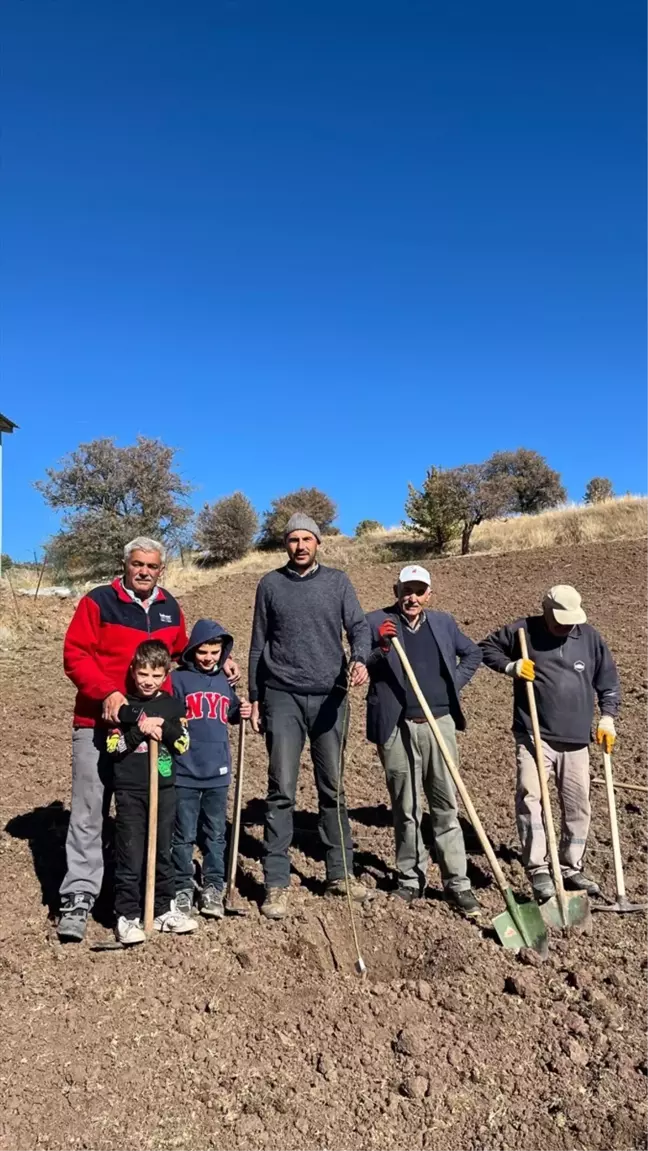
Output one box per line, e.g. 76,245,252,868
106,639,196,945
171,620,251,919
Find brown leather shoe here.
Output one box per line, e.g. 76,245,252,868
261,887,289,920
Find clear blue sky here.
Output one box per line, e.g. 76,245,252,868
2,1,645,559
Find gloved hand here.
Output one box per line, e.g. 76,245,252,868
378,619,397,652
596,715,617,753
506,658,535,681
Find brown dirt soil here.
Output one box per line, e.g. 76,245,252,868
1,539,646,1151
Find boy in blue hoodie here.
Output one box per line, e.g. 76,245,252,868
171,619,252,918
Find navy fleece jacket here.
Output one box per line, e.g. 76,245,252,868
171,619,241,788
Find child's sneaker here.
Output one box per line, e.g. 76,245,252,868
57,893,93,942
116,916,146,945
154,900,198,934
199,885,225,919
174,889,194,917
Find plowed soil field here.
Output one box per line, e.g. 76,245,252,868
1,539,646,1151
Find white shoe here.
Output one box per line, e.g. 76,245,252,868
154,900,198,934
116,916,146,945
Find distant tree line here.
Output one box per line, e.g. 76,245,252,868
31,436,617,580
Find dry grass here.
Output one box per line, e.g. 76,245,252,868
469,496,647,554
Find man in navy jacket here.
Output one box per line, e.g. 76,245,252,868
366,565,482,914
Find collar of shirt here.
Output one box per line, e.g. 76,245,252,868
285,562,319,579
400,609,426,633
120,579,160,613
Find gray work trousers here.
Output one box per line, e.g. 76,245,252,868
515,735,591,878
59,726,113,903
378,715,469,894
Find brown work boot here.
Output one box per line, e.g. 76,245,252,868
261,887,289,920
327,877,371,902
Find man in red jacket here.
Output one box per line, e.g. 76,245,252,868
57,536,239,942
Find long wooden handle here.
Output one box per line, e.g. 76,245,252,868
518,628,569,922
144,739,159,933
225,721,246,901
602,751,626,899
391,636,510,895
592,778,648,794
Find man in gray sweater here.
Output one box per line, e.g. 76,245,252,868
249,513,371,919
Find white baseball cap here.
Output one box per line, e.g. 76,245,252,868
398,565,431,587
543,584,587,625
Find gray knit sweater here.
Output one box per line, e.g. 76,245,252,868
248,564,370,700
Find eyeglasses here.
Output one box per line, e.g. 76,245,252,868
130,561,161,571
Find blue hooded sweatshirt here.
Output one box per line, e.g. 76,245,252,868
171,619,241,789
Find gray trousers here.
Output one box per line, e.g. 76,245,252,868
515,736,591,878
263,687,353,889
59,727,112,903
378,715,469,894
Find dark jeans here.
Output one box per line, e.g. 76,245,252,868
262,687,353,888
172,786,228,892
114,787,175,920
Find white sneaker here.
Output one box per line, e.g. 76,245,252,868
116,916,146,945
154,900,198,934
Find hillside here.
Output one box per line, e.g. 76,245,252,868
0,538,646,1151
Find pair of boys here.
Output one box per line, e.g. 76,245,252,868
107,619,251,945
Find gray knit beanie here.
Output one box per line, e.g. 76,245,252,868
283,513,321,542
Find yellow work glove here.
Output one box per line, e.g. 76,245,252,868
506,658,535,681
596,715,617,753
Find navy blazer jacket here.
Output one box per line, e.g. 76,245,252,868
365,606,482,746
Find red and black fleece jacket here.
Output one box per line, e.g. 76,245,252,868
63,578,188,727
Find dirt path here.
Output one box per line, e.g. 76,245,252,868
1,540,646,1151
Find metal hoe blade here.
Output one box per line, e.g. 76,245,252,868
592,894,647,915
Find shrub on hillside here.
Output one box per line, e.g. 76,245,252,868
484,448,566,514
194,492,259,564
259,487,337,547
355,519,383,537
584,476,614,504
405,464,512,555
36,437,192,581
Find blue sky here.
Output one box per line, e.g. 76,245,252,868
2,1,645,559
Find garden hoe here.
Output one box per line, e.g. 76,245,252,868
391,637,548,957
592,750,647,915
517,629,589,931
91,737,160,952
224,721,248,916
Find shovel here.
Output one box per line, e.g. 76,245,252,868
592,750,647,915
224,721,248,916
391,637,548,956
517,629,589,930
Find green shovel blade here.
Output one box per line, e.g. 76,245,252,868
538,890,590,929
493,890,549,955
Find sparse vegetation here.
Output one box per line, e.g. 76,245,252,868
355,519,383,537
484,448,566,514
259,487,337,548
36,437,192,582
584,476,614,504
194,492,258,565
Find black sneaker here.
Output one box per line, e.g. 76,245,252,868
530,871,556,903
446,888,481,919
57,894,93,942
394,885,422,904
199,885,225,919
564,872,600,897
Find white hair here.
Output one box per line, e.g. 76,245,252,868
123,537,166,564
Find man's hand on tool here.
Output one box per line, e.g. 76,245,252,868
223,656,241,685
506,658,535,681
103,691,128,724
138,714,163,741
238,699,253,720
250,701,264,735
378,619,397,652
349,661,368,687
596,715,617,753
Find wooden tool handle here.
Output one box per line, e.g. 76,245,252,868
592,778,648,794
143,739,159,934
225,720,246,902
518,628,569,922
391,636,510,896
602,751,626,899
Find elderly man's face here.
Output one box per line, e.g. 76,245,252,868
285,531,318,569
124,549,163,597
396,580,431,622
543,607,573,638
